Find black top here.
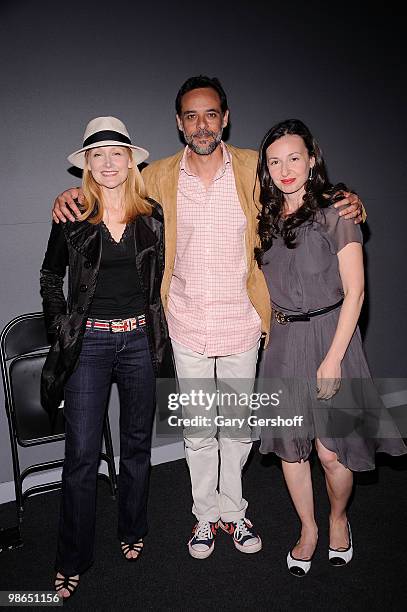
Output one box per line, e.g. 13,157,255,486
89,222,145,319
40,201,170,414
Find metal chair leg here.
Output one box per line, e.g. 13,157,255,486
8,430,25,523
103,416,118,498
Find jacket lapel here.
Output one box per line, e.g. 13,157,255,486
63,221,101,265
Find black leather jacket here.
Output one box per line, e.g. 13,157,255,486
40,201,171,415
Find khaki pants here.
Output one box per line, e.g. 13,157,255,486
171,339,259,522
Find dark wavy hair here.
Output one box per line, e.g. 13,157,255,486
175,75,229,116
255,119,348,264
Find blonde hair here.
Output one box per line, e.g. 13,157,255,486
78,148,151,224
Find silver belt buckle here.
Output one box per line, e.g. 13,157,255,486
125,318,136,331
110,319,124,333
111,317,140,332
275,311,288,325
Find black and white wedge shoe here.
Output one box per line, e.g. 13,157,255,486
286,549,314,577
329,522,353,566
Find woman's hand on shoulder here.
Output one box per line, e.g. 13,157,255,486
317,356,341,400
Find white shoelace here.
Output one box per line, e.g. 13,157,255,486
234,519,254,541
194,521,212,541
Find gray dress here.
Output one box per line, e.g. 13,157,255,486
258,207,406,470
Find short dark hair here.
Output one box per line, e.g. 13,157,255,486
175,75,229,116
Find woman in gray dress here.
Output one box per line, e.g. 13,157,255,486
255,119,406,577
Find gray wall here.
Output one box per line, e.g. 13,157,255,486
1,1,406,486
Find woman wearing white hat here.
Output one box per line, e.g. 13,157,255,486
40,117,169,598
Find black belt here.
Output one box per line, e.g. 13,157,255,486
273,298,344,325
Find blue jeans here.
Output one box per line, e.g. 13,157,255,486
55,325,155,575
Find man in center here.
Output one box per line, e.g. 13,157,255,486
143,76,270,558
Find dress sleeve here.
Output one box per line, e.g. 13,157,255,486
321,207,363,254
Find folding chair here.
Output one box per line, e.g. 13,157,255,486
0,312,118,523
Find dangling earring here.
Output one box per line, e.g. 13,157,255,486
309,167,314,181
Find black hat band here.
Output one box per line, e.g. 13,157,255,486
83,130,132,148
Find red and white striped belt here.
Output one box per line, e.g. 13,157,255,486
86,314,146,333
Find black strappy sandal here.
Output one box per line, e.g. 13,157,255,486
55,574,80,598
120,538,144,562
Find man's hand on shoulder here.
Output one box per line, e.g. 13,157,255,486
333,191,365,225
52,187,84,223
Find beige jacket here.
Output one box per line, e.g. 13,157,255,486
142,144,272,342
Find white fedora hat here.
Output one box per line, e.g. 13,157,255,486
67,116,149,169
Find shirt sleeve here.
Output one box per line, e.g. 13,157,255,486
322,207,363,254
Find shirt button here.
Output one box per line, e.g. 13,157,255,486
77,306,85,314
84,261,92,269
80,284,88,292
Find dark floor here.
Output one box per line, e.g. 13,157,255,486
1,445,406,611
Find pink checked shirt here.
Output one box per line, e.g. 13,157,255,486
166,143,261,356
